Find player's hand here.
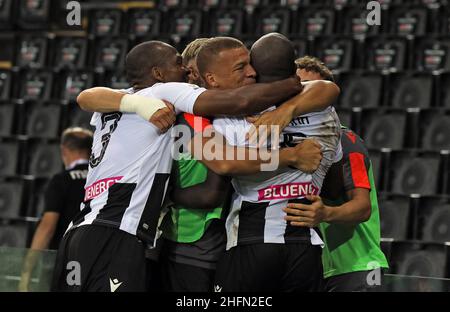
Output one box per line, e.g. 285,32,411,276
246,106,294,147
283,195,328,227
289,139,322,173
149,101,176,133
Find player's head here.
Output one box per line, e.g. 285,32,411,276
250,32,296,83
197,37,256,90
295,56,334,82
60,127,93,167
125,41,187,89
182,38,209,86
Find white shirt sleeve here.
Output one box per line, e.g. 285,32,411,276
150,82,207,114
333,139,343,163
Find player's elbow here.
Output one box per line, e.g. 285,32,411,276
77,88,96,111
359,201,371,223
211,161,235,176
233,95,252,115
323,81,340,101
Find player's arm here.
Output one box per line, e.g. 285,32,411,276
188,128,323,176
170,169,231,210
247,80,340,138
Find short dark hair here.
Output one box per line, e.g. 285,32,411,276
196,37,245,77
295,56,334,82
182,38,209,65
250,33,297,83
125,41,176,87
61,127,93,154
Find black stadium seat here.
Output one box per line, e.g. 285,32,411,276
378,196,410,240
69,107,93,130
89,9,123,37
28,143,62,178
363,111,406,149
422,204,450,243
26,104,61,139
365,36,407,71
313,37,354,71
0,141,19,176
421,114,450,150
210,9,244,36
391,155,440,195
389,73,433,108
415,38,450,72
168,10,203,39
298,8,336,37
18,70,53,101
16,0,50,30
390,6,428,37
127,9,161,37
441,72,450,108
103,71,129,90
93,37,128,70
16,35,49,69
341,5,381,37
0,104,14,137
0,223,28,248
0,0,14,30
53,37,88,70
60,71,94,102
338,72,383,108
256,8,291,36
0,180,24,218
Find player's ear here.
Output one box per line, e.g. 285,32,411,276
204,72,218,88
152,67,164,82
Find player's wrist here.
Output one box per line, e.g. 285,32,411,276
120,94,167,121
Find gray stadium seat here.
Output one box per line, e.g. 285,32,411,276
379,197,410,240
0,141,19,177
28,143,62,177
0,180,23,218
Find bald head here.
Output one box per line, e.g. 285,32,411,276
125,41,178,88
250,33,296,83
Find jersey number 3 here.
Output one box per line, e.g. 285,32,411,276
89,112,122,168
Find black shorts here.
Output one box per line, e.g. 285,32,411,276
51,225,149,292
323,270,385,292
214,243,323,292
161,260,215,292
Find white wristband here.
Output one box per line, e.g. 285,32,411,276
119,94,168,121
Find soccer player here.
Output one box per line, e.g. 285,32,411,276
51,41,318,292
284,56,389,292
191,34,342,292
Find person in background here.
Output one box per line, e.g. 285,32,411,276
18,127,93,291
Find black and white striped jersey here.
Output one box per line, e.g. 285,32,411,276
67,83,206,245
213,106,342,250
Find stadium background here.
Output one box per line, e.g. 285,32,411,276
0,0,449,291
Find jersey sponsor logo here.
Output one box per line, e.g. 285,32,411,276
84,176,123,201
289,116,310,126
109,278,122,292
258,182,319,200
69,170,88,180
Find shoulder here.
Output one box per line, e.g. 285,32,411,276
341,128,369,156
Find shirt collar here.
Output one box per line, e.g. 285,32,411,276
66,159,89,170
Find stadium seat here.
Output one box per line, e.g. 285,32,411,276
167,10,203,39
369,149,382,189
415,197,450,242
210,9,244,36
89,9,123,37
421,114,450,150
439,5,450,35
292,38,309,58
0,70,12,101
53,37,88,70
414,37,450,72
338,72,383,108
389,6,428,37
365,36,407,71
341,5,381,37
103,71,129,90
298,8,336,37
362,111,406,149
16,0,50,30
312,36,354,71
395,242,448,278
391,154,440,195
28,143,62,177
335,108,351,129
389,73,433,108
69,107,94,131
59,71,94,102
378,196,410,240
93,37,128,70
0,141,19,176
0,223,28,248
18,70,53,101
26,104,61,139
127,9,161,37
0,0,14,30
0,104,14,137
16,35,49,69
0,180,24,218
440,72,450,108
256,8,291,36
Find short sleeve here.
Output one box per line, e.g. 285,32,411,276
342,152,371,191
150,82,207,114
43,174,66,213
